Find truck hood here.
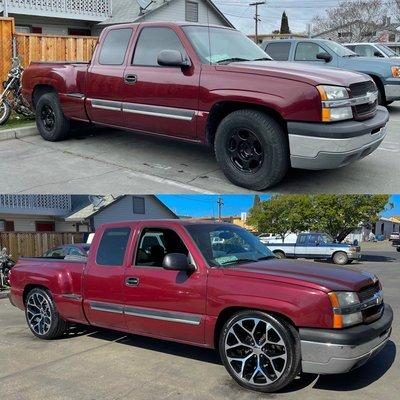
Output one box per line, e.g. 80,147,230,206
222,259,375,292
216,60,369,87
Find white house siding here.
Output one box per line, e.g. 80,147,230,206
139,0,227,26
375,219,400,238
92,196,177,230
13,15,93,36
0,214,77,232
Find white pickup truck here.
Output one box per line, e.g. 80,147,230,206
266,232,361,265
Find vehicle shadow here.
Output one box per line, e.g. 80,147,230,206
63,325,396,393
361,254,397,262
279,340,396,393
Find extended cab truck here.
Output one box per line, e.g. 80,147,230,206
9,221,393,393
262,38,400,105
266,232,361,265
21,22,389,191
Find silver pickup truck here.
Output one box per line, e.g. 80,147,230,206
266,232,361,265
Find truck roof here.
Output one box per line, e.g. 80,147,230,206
98,219,235,229
102,21,236,32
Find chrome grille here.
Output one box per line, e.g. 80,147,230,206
350,81,377,97
358,281,383,323
349,81,378,121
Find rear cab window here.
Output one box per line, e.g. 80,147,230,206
96,227,131,266
98,28,133,65
265,42,291,61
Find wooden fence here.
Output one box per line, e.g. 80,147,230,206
0,17,98,83
0,232,85,260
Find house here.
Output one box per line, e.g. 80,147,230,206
249,32,306,45
65,195,178,231
0,0,233,36
0,194,178,233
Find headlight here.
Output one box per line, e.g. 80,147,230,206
317,85,353,122
328,291,363,328
349,246,358,253
392,66,400,78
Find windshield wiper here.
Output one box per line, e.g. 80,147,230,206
343,54,359,58
215,57,250,64
218,258,256,266
253,57,272,61
256,255,276,261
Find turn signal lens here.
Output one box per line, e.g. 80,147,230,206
392,66,400,78
328,291,362,329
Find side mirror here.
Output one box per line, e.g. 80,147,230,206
316,52,332,62
157,50,191,68
162,253,195,272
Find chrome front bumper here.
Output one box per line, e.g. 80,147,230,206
300,304,393,374
385,83,400,102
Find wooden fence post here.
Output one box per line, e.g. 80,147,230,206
0,17,15,84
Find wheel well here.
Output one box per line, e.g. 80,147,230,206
331,250,347,259
273,250,285,255
32,85,56,108
369,75,385,102
23,284,49,305
213,306,296,350
206,101,287,146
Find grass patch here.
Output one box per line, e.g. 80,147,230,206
0,112,35,131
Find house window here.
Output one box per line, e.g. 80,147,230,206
68,28,91,36
32,27,42,34
35,221,55,232
185,1,199,22
133,196,145,214
0,220,14,232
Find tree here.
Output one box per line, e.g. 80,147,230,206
311,0,389,42
280,11,290,34
253,195,261,209
248,195,391,241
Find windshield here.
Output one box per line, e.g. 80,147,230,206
375,44,399,57
182,26,271,64
323,40,357,57
185,223,275,267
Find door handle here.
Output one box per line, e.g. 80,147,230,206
125,277,139,287
124,74,137,84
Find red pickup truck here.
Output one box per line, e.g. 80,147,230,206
9,221,393,393
21,22,389,190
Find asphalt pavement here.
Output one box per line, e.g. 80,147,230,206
0,245,398,400
0,102,398,194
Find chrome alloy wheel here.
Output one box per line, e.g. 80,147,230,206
26,292,52,335
224,317,287,386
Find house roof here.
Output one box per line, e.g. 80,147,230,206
98,0,233,28
65,195,178,222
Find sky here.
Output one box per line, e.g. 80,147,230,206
157,194,400,218
213,0,356,35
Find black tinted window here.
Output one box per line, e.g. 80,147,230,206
133,27,186,66
96,227,131,266
265,42,291,61
99,28,132,65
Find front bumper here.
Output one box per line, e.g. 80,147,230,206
300,304,393,374
288,106,389,170
348,252,361,260
384,80,400,102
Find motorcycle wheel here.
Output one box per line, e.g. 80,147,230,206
0,100,12,125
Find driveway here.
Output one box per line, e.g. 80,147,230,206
0,247,398,400
0,102,398,194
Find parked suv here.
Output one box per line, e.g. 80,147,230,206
262,38,400,105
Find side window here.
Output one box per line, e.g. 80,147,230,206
135,228,189,267
265,42,291,61
98,28,133,65
295,42,326,61
355,45,375,57
132,27,187,67
346,45,355,52
96,227,131,266
308,234,319,244
297,235,307,245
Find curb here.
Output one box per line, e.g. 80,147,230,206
0,124,38,141
0,291,10,299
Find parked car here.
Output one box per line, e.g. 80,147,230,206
344,43,400,59
392,238,400,252
21,22,389,190
9,220,392,393
42,244,90,259
389,232,400,241
266,232,361,265
261,38,400,105
258,232,297,244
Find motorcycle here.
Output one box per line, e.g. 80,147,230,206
0,248,15,288
0,56,34,125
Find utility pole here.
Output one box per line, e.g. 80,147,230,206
3,0,8,17
217,196,224,221
249,1,265,44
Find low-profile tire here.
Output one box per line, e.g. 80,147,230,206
274,250,286,259
219,310,301,393
35,92,70,141
25,287,68,339
214,110,289,190
332,251,349,265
